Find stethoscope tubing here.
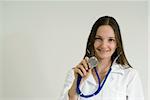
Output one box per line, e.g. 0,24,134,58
76,67,112,98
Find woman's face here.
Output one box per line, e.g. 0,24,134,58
94,25,117,61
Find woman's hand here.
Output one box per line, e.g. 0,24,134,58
68,57,92,99
73,57,92,82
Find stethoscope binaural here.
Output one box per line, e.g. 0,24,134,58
76,56,112,98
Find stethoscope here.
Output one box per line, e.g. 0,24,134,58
76,53,121,98
76,58,112,98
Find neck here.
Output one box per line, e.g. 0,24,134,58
96,58,112,74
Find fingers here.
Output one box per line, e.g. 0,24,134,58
84,57,91,69
77,64,87,76
81,58,88,71
74,57,90,77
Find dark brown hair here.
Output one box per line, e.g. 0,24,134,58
84,16,131,68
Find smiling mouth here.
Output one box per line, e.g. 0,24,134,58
97,49,109,53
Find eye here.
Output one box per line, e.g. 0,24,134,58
108,38,115,42
95,37,102,42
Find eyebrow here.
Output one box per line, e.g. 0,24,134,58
95,35,115,39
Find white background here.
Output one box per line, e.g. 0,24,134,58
0,0,148,100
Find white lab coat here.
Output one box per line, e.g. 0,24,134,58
59,63,144,100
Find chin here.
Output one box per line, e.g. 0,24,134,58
97,55,111,60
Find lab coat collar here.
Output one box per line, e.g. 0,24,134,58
86,63,125,85
86,53,125,85
110,53,125,75
86,71,97,85
111,63,125,75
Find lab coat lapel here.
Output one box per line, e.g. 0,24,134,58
86,72,97,85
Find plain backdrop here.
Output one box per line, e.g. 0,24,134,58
0,2,3,99
0,1,148,100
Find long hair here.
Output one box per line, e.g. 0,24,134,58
84,16,131,68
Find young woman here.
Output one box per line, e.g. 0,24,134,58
60,16,144,100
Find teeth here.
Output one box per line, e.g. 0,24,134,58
99,49,108,52
97,48,108,52
101,51,106,52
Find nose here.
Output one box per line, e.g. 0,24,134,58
100,41,108,48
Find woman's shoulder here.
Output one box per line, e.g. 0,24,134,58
112,63,142,86
112,63,139,77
